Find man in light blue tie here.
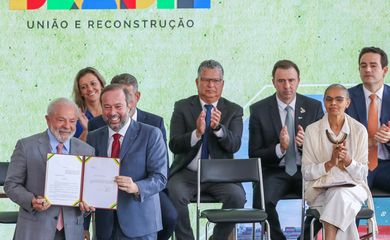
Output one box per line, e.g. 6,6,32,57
249,60,324,239
168,59,245,240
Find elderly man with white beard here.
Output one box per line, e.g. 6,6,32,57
5,98,95,240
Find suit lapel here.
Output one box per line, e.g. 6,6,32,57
295,94,308,129
120,121,139,160
69,138,80,155
38,131,51,162
190,96,203,123
99,127,109,157
216,98,226,122
269,95,283,134
381,84,390,124
353,85,367,126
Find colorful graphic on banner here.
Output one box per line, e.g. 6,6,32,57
9,0,211,10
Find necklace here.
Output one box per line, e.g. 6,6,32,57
325,130,347,147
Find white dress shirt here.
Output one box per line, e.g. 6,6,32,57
362,85,390,160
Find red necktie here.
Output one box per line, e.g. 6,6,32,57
56,143,64,231
111,133,121,158
368,94,378,170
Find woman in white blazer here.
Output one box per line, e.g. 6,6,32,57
302,84,373,240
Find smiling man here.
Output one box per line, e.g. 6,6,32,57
168,59,245,240
5,98,95,240
87,84,167,240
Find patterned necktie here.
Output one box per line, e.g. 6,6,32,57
56,143,64,231
368,94,378,170
111,133,121,158
284,106,297,176
200,105,213,159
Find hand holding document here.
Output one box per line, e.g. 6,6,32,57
44,154,120,209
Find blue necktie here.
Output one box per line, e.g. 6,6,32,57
201,104,213,159
285,105,297,176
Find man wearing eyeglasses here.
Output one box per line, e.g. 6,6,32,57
168,59,245,240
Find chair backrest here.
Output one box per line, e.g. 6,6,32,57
0,162,9,186
195,158,265,240
198,158,262,184
196,158,265,211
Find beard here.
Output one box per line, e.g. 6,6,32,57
49,127,75,143
104,113,130,132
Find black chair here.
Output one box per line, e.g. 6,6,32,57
0,162,18,224
196,158,270,240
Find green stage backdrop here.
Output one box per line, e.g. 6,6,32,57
1,0,390,239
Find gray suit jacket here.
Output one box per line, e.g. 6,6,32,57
169,95,243,177
4,131,95,240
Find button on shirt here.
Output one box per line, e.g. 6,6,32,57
275,96,301,166
186,99,224,171
363,85,390,161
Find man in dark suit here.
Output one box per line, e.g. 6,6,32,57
5,98,95,240
346,47,390,193
87,84,167,239
249,60,323,240
86,74,177,240
168,59,246,240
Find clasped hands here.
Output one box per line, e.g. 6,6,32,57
326,141,351,172
32,196,95,213
371,121,390,147
195,107,221,138
279,124,304,152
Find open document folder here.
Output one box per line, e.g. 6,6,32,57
44,154,120,209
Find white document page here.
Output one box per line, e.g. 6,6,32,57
44,154,83,206
82,157,119,209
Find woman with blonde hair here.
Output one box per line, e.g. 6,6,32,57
72,67,106,141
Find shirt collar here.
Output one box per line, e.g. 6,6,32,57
199,98,218,109
363,84,383,101
46,129,71,153
323,113,350,136
276,95,296,111
108,117,132,139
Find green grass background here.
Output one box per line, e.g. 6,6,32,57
1,0,390,238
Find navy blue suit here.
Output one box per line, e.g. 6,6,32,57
346,84,390,192
86,109,177,240
87,121,167,239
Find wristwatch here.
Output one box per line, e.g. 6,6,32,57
213,124,222,131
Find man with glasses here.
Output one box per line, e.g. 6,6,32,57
168,59,245,240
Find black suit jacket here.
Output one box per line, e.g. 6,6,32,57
248,93,323,168
169,95,243,177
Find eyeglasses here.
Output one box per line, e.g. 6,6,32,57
200,78,223,85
